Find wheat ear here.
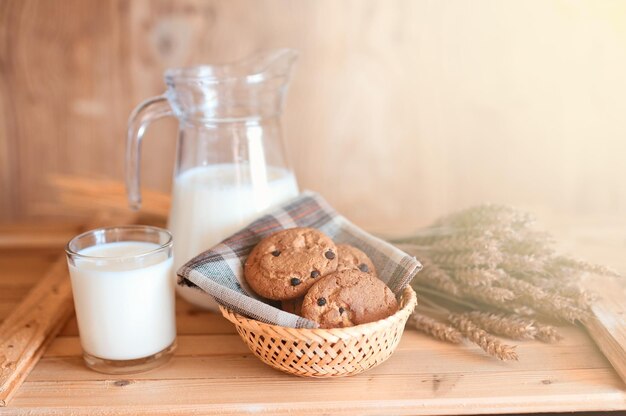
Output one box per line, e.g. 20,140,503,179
497,277,589,322
431,251,503,269
448,314,519,361
424,232,500,254
434,204,534,230
409,312,463,344
463,311,537,340
461,284,516,305
549,256,621,278
524,274,593,310
534,322,563,343
411,256,461,296
500,254,547,276
450,268,505,287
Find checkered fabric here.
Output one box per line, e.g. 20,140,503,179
177,191,422,328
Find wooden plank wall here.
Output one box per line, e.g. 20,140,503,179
1,0,626,232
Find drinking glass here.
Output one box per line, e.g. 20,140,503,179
65,225,176,374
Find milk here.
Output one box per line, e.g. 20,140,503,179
68,242,176,361
168,164,299,309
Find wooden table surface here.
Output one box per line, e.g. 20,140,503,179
1,219,626,415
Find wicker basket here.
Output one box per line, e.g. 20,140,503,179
219,286,417,378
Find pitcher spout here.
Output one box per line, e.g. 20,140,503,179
165,48,298,84
163,49,299,122
241,48,299,84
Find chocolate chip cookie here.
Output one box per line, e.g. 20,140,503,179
244,227,339,300
336,244,377,276
301,269,398,328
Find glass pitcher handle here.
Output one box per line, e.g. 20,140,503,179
126,95,173,210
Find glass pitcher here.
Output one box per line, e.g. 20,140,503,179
126,49,300,311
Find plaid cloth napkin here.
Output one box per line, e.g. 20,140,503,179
177,192,422,328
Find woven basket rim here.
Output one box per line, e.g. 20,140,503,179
220,285,417,338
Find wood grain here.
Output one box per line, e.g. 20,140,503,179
7,369,626,415
0,256,74,406
0,234,72,251
2,0,626,231
10,320,626,413
585,277,626,386
0,1,19,220
0,0,130,221
28,331,614,382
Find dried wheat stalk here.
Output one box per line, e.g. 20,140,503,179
518,272,595,310
450,268,503,286
549,256,621,278
497,276,549,301
434,204,534,230
430,250,503,270
461,284,516,305
410,256,461,296
409,312,463,344
463,311,538,340
534,322,564,343
448,314,519,361
501,231,554,256
423,233,499,254
500,254,547,276
396,203,620,360
534,298,590,323
547,284,595,310
495,276,590,322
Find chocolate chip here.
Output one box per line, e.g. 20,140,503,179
325,250,335,260
358,263,369,273
271,250,281,257
290,278,301,286
310,270,320,278
339,307,345,314
317,297,327,306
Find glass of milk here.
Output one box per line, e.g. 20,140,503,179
65,225,176,374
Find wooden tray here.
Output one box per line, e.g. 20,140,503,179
1,221,625,415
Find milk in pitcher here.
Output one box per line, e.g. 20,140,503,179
169,163,298,309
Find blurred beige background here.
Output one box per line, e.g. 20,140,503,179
1,0,625,232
